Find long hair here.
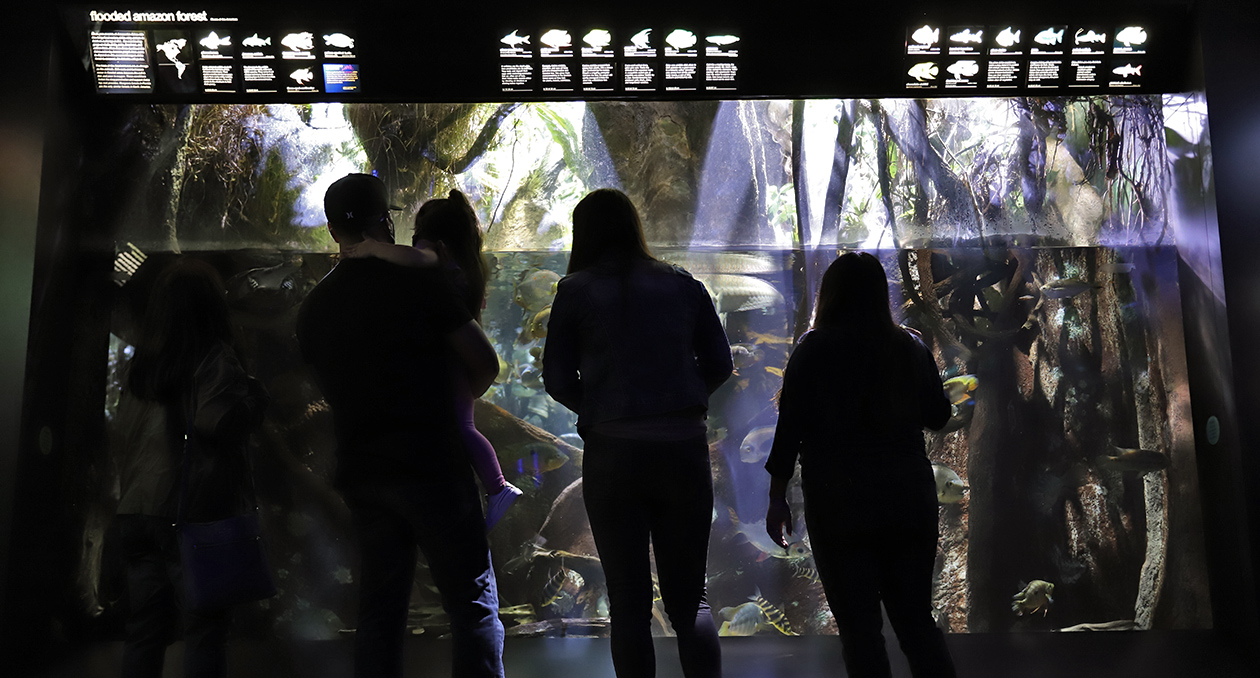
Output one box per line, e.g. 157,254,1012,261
566,188,656,275
127,258,236,405
813,252,900,339
414,190,488,321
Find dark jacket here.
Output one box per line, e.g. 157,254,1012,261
543,258,732,431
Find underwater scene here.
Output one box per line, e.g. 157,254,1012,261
91,95,1214,639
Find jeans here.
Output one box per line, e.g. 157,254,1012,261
116,514,231,678
342,472,504,678
582,431,721,678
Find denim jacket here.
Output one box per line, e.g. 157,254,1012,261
543,258,733,431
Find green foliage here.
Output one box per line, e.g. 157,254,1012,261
765,182,797,234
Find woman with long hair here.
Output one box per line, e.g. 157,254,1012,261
114,257,267,678
764,252,956,678
543,188,732,678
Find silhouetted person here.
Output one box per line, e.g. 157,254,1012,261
764,252,956,678
544,188,732,678
114,257,267,678
297,174,503,678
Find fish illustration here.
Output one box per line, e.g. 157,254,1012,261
666,29,697,50
583,29,611,49
290,68,314,85
242,33,271,47
950,28,983,44
630,28,652,49
281,32,314,51
946,60,979,78
1075,29,1106,44
1113,63,1143,78
995,27,1021,47
911,25,939,45
501,30,530,47
1040,277,1101,298
323,32,355,49
1034,27,1064,45
1115,26,1148,47
738,426,776,464
1012,580,1055,616
932,463,968,504
514,269,560,311
199,31,230,50
1095,447,1168,473
943,374,977,405
706,34,740,46
907,61,939,81
727,507,810,561
540,29,572,48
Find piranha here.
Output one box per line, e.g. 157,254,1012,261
727,507,810,561
995,27,1021,47
281,31,314,52
630,28,652,49
1115,26,1147,47
323,33,355,49
943,374,978,405
947,60,979,78
1034,27,1064,45
911,25,939,45
739,426,776,464
908,62,939,82
514,269,560,311
1095,447,1169,473
950,28,982,44
1075,29,1106,44
501,30,530,47
1012,580,1055,616
1040,277,1101,299
199,31,231,50
665,29,697,50
583,29,612,49
540,29,572,49
932,463,967,504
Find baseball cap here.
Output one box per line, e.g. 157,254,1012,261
324,173,402,229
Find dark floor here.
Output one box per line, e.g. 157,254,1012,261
25,630,1258,678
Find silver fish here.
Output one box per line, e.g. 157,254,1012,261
1113,64,1143,77
727,507,810,561
501,30,530,47
695,274,784,315
932,463,967,504
947,60,979,78
1040,277,1100,299
718,601,766,636
911,25,939,45
1034,28,1064,45
706,34,740,46
630,28,652,49
323,33,355,49
540,29,572,48
739,426,776,464
290,68,314,85
1115,26,1147,47
1075,29,1106,44
657,251,778,275
199,31,230,50
995,27,1021,47
242,33,271,47
907,62,939,81
281,32,314,51
950,28,983,44
583,29,611,49
666,29,697,50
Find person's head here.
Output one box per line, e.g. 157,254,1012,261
567,188,654,274
128,257,236,402
324,173,398,245
414,189,487,319
813,252,897,335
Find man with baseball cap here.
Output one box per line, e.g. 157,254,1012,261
297,173,504,677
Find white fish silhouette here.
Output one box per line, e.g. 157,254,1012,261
242,33,271,47
666,29,697,50
501,30,530,47
995,27,1021,47
908,61,938,81
1075,29,1106,44
156,39,187,78
323,33,354,49
950,28,982,44
1113,63,1142,77
911,25,939,45
540,29,572,48
947,60,979,78
707,34,740,46
290,67,314,85
199,31,230,50
1115,26,1147,46
630,28,652,49
583,29,611,49
281,32,314,51
1034,27,1064,45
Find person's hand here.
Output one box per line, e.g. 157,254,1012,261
343,239,379,259
766,496,794,550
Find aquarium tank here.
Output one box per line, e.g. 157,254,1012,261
88,95,1213,640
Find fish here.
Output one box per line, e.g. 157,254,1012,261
947,60,979,78
528,306,551,340
1012,580,1055,616
932,463,967,504
290,68,314,85
727,507,810,561
514,269,560,311
1034,27,1064,45
907,61,939,81
242,33,271,47
706,35,740,46
1095,447,1169,473
695,274,784,315
1040,277,1101,299
518,366,544,391
666,29,697,50
1115,26,1148,47
943,375,977,405
540,29,572,48
657,251,779,275
630,28,652,49
739,426,776,464
750,587,797,635
583,29,611,49
323,33,355,49
745,330,794,346
281,32,314,52
718,601,766,636
1075,29,1106,44
995,27,1021,47
730,343,765,370
1113,64,1143,78
541,566,584,615
494,354,511,384
950,28,983,44
501,30,530,47
499,443,569,485
199,31,231,50
1099,262,1136,274
911,25,939,45
764,366,784,378
789,557,821,583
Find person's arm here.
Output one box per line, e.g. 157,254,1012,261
912,333,951,431
343,239,439,268
542,280,584,414
447,320,499,398
764,334,813,548
692,278,734,393
191,343,269,441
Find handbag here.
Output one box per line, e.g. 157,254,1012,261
176,425,277,610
